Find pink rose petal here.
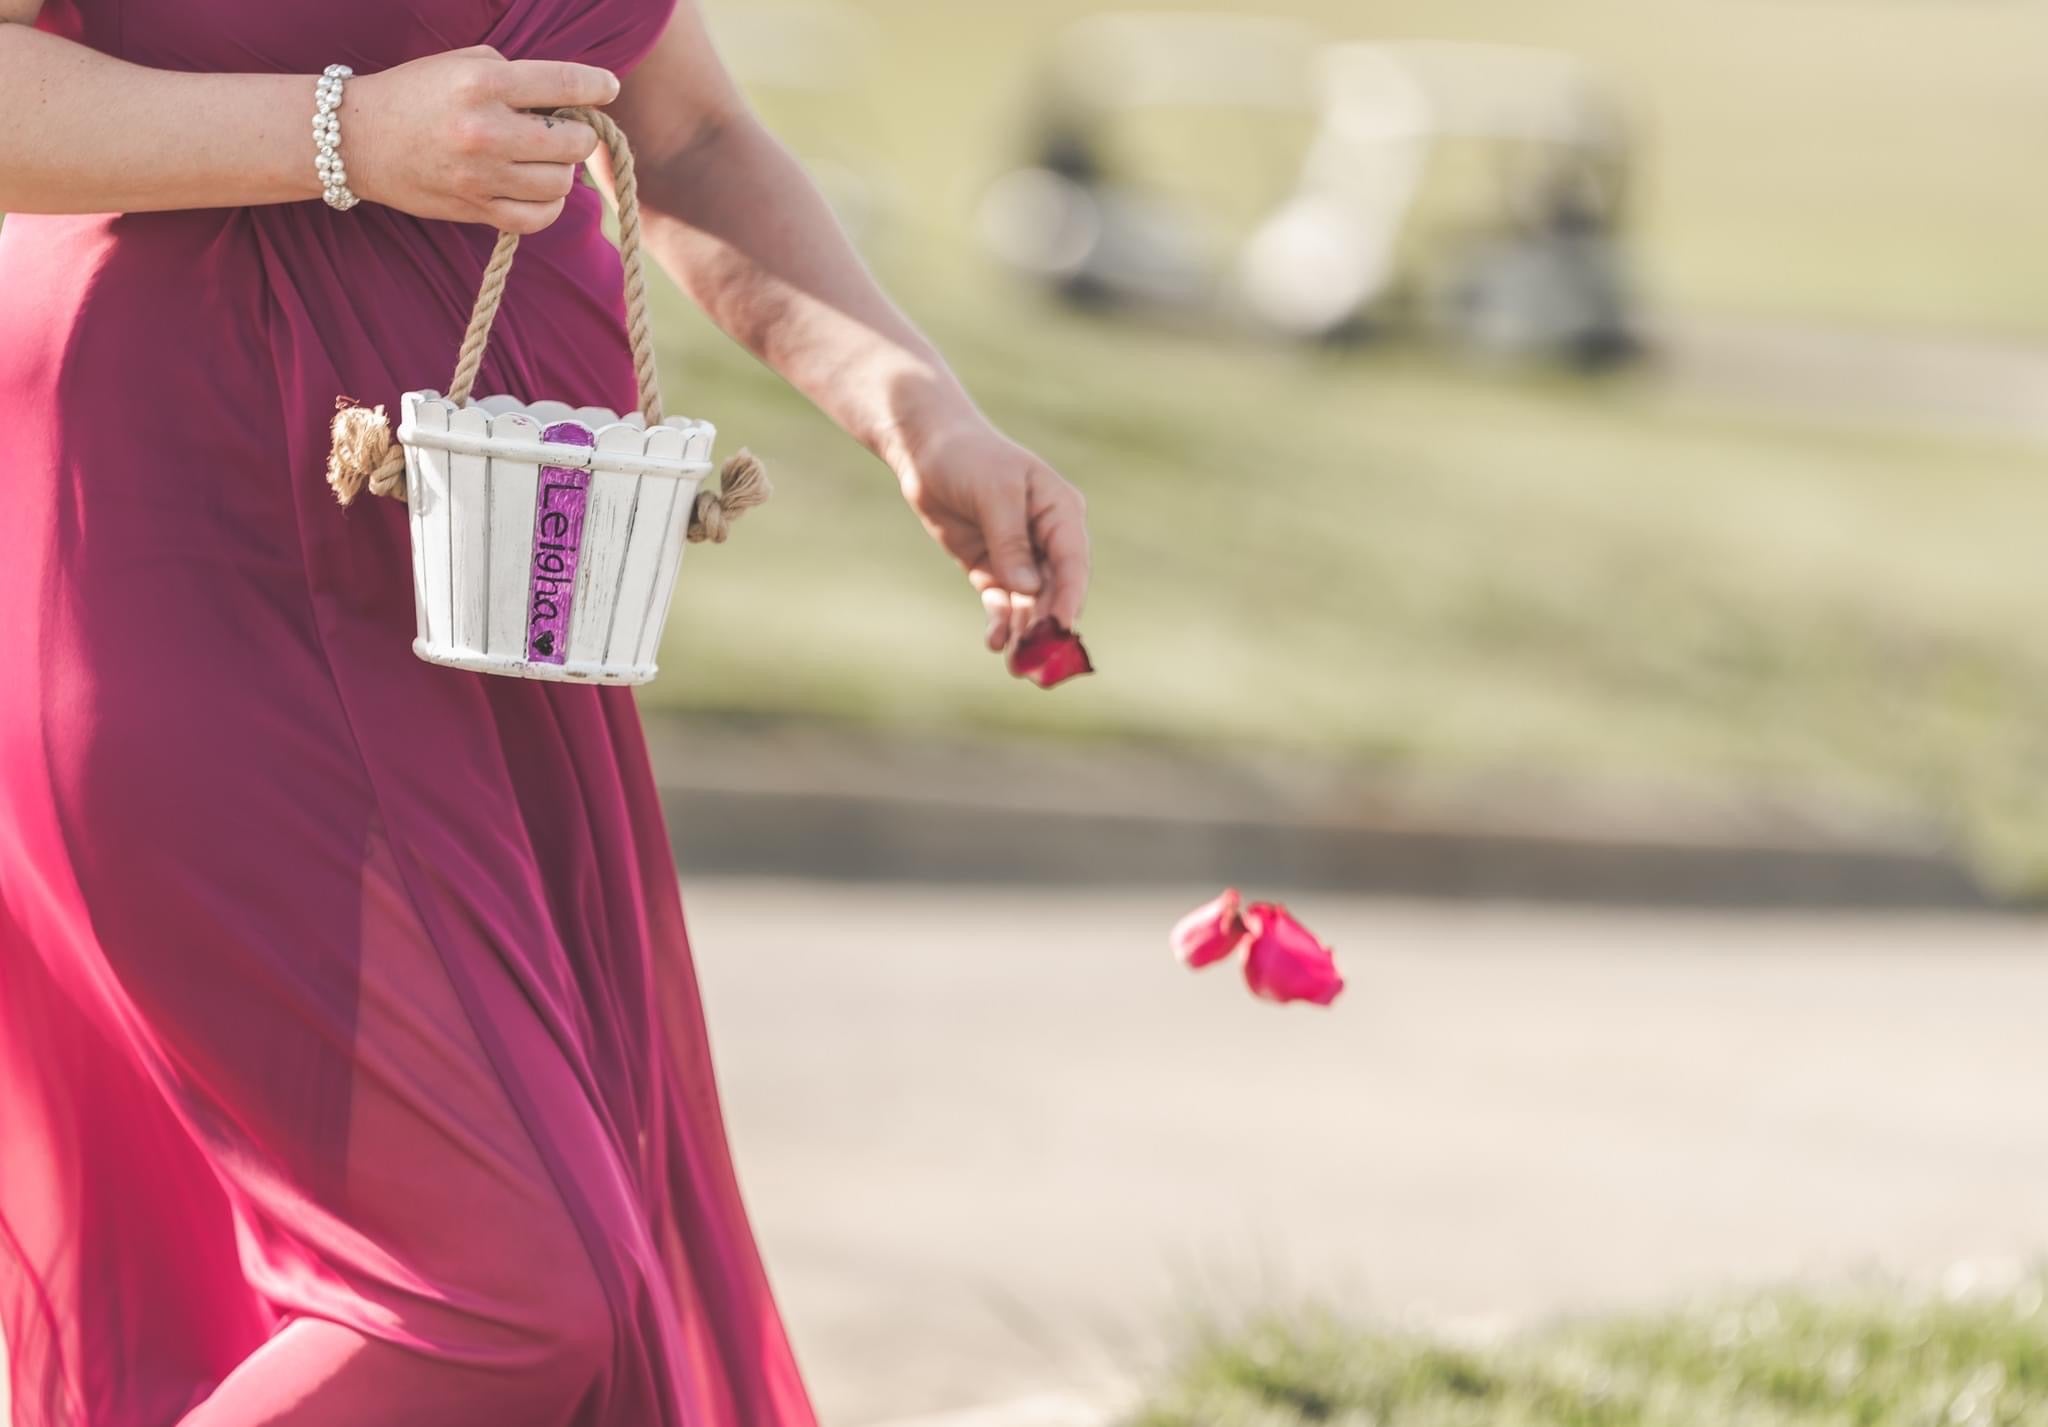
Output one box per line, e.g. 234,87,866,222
1171,888,1250,969
1008,620,1095,689
1241,902,1345,1007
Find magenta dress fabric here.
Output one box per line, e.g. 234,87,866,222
0,3,819,1424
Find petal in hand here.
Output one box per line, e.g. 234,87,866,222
1008,619,1095,689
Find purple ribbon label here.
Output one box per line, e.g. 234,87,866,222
526,422,597,664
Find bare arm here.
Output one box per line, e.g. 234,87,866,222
608,2,1091,645
0,11,323,212
0,8,617,230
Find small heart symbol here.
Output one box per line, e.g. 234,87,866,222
532,632,556,656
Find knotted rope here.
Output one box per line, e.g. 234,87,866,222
327,105,768,544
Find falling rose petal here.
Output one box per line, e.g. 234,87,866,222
1241,903,1345,1007
1008,620,1095,689
1171,888,1250,969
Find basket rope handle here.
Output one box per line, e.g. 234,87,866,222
326,105,768,545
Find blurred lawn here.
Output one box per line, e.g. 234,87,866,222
651,0,2048,889
1129,1280,2048,1427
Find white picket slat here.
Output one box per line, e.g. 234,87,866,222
483,411,541,660
400,392,437,647
565,423,647,667
607,424,689,668
409,397,455,652
634,422,717,671
446,405,492,654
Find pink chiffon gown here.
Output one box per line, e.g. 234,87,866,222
0,2,819,1424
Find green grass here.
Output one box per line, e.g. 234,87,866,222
1129,1279,2048,1427
642,0,2048,891
652,272,2048,889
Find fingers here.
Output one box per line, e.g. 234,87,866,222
484,196,568,235
496,59,621,110
964,465,1089,650
973,480,1044,598
1033,486,1091,631
978,584,1014,652
970,571,1036,652
913,438,1089,658
512,111,600,165
495,161,579,203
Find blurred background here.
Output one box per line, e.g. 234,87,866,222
3,4,2047,1426
664,0,2048,897
642,1,2048,1424
639,2,2048,1423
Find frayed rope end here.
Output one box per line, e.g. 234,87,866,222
688,449,770,544
328,399,408,507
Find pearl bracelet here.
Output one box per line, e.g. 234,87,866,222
313,64,358,211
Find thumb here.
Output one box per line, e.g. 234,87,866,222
977,486,1042,594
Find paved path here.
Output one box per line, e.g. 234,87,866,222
678,881,2048,1425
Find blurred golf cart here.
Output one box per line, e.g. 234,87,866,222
977,15,1641,368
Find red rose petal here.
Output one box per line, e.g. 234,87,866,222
1008,620,1095,689
1171,888,1251,969
1241,902,1345,1007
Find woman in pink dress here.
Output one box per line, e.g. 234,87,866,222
0,0,1091,1421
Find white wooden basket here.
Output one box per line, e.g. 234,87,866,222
328,106,763,687
397,393,716,685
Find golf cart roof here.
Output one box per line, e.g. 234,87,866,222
1047,11,1324,113
1317,41,1625,151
